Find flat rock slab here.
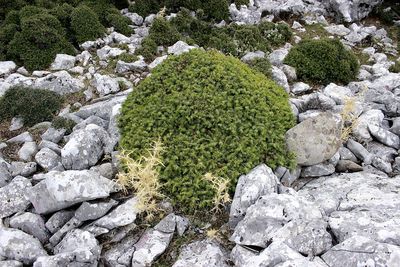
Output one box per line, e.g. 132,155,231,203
27,170,114,214
0,176,32,218
285,112,342,166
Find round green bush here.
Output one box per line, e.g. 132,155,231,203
119,49,295,211
106,13,133,36
71,5,105,43
0,86,63,127
284,38,359,85
128,0,161,17
148,17,181,46
7,13,75,71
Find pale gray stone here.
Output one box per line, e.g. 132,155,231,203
301,162,336,177
0,61,17,76
336,160,363,172
9,212,50,244
50,54,76,71
9,162,37,177
268,48,289,66
346,139,373,165
92,73,120,96
116,59,147,73
0,177,31,218
27,170,114,214
34,148,62,170
291,82,310,95
241,51,265,62
34,71,84,95
271,66,289,92
18,142,37,162
0,163,11,187
97,46,124,60
41,128,66,144
301,93,336,112
45,210,75,234
230,4,261,24
149,55,168,70
7,132,33,143
324,24,350,36
368,124,400,149
167,41,196,55
9,117,24,131
323,83,353,105
229,164,279,228
286,112,342,166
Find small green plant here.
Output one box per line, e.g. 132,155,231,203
284,38,359,85
233,0,249,6
52,116,77,134
119,49,295,212
149,17,181,46
135,37,158,61
71,4,105,43
246,57,272,78
106,13,133,36
390,61,400,73
0,86,63,127
117,140,165,221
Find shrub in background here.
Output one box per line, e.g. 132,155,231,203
284,38,359,85
107,13,133,36
119,49,295,211
135,37,158,61
246,57,272,78
71,5,105,44
148,17,181,46
0,86,63,126
128,0,161,17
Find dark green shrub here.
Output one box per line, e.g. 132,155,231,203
246,57,272,78
106,13,133,36
258,21,292,46
0,0,27,21
135,37,158,61
0,23,18,60
225,24,270,55
0,86,63,126
19,5,48,19
128,0,161,17
7,14,75,71
149,17,181,46
112,0,129,9
284,38,359,85
52,116,76,134
202,0,229,21
233,0,249,6
71,5,105,43
119,49,295,211
389,61,400,73
2,10,20,25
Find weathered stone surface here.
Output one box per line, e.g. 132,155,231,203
45,210,75,234
230,4,262,24
34,71,84,95
167,41,196,55
0,61,17,76
336,159,363,172
61,124,110,170
271,66,289,92
324,24,351,36
9,161,37,177
149,55,168,70
116,59,147,73
230,192,331,255
18,141,37,162
229,164,279,228
27,170,114,214
50,54,76,71
291,82,310,95
286,112,342,166
368,124,400,149
92,73,120,96
0,227,47,265
173,240,230,267
34,148,62,170
0,177,32,218
41,128,66,144
322,236,400,267
9,212,50,244
346,139,373,164
323,83,353,105
0,162,11,187
301,93,336,112
301,162,336,177
328,0,382,22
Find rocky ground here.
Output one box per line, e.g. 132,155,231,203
1,0,400,266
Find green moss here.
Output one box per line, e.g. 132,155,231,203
119,49,295,212
284,38,359,85
0,86,63,127
71,4,105,43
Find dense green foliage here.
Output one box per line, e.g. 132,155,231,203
0,86,63,126
246,57,272,78
284,38,359,85
0,0,131,70
71,5,105,43
119,49,295,211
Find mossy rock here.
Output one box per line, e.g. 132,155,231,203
119,49,295,212
284,38,359,85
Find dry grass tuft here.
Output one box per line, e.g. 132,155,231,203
203,173,231,214
117,140,165,221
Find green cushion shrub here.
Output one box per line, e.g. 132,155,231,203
284,38,359,85
119,49,295,211
71,4,105,43
233,0,249,6
7,13,75,71
0,0,27,21
128,0,161,17
106,13,133,36
0,86,63,127
148,17,181,46
135,37,158,61
246,57,272,78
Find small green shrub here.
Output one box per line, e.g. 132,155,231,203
71,5,105,43
246,57,272,78
201,0,229,21
106,13,133,36
7,14,75,71
119,49,295,212
284,38,359,85
128,0,161,17
390,61,400,73
135,37,158,61
52,116,76,134
233,0,249,6
149,17,181,46
0,86,63,126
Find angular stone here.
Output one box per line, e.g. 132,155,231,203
286,112,342,166
323,83,353,105
0,162,11,187
7,132,33,143
35,148,62,170
301,162,335,177
75,199,118,222
34,71,84,95
229,164,279,228
241,51,265,62
0,176,32,218
9,161,37,177
346,139,373,165
291,82,310,95
116,59,147,73
9,212,50,244
368,124,400,149
271,66,289,92
50,54,76,71
41,128,66,144
324,24,351,36
268,48,289,66
149,55,168,70
0,227,47,265
92,73,120,96
0,61,17,76
27,170,114,214
336,160,363,172
45,210,75,234
167,41,196,55
18,142,37,162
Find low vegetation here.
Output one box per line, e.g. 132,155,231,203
119,49,295,212
0,86,63,127
284,38,359,85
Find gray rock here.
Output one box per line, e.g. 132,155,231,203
230,192,331,255
50,54,76,71
34,71,84,95
18,141,37,161
9,162,37,177
72,115,108,132
75,199,118,222
372,156,393,174
41,128,66,144
0,61,17,76
92,73,120,96
302,93,336,112
73,94,127,120
275,166,301,187
0,260,22,267
148,55,168,70
298,110,323,122
271,66,289,92
346,139,373,164
323,83,353,105
268,48,289,66
103,234,140,267
173,240,230,267
45,210,75,234
324,24,351,36
116,59,147,73
35,148,62,170
7,132,33,143
9,117,24,131
167,41,196,55
126,13,144,26
229,164,279,228
61,124,110,170
229,4,261,24
27,170,114,214
0,227,47,265
336,160,363,172
0,163,11,187
301,162,336,177
241,51,265,62
286,112,342,166
97,46,124,60
9,212,50,244
368,124,400,149
0,177,32,218
394,157,400,174
291,82,310,95
390,117,400,135
281,64,297,82
367,141,398,163
321,236,400,267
